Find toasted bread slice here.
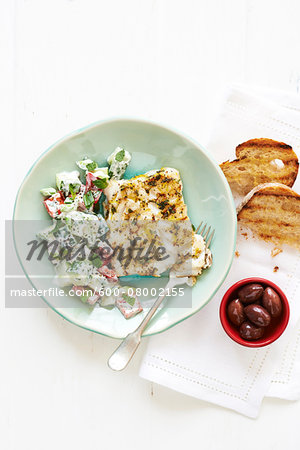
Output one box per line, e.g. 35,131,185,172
237,183,300,250
220,138,299,195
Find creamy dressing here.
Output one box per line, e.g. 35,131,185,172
107,147,131,179
55,170,82,196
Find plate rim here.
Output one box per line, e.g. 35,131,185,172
13,117,237,339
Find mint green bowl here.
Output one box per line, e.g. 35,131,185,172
13,119,236,339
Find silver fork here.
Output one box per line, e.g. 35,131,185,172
107,222,215,371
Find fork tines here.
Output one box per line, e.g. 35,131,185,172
195,221,215,248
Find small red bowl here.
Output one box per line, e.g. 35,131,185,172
219,278,290,348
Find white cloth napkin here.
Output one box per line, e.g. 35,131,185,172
139,85,300,418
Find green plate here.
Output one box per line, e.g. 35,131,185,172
13,118,236,339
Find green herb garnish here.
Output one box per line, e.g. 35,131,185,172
92,178,108,190
83,191,94,208
69,183,78,199
69,261,80,272
80,294,89,303
123,293,135,306
52,220,63,235
115,149,125,162
158,200,169,210
90,255,103,268
86,161,98,172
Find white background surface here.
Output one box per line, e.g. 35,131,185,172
2,0,300,449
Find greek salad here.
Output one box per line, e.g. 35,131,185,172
39,147,143,319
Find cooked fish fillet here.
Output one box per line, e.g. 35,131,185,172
104,167,188,221
104,167,212,279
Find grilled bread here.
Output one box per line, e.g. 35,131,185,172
220,138,299,195
237,183,300,250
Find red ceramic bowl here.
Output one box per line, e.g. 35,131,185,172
219,278,290,348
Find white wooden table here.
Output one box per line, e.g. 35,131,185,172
2,1,300,448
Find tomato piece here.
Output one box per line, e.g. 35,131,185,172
43,191,64,218
71,285,85,295
71,286,100,306
98,265,118,282
116,294,143,319
85,172,97,192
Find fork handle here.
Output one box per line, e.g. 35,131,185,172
108,280,174,371
107,329,142,371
